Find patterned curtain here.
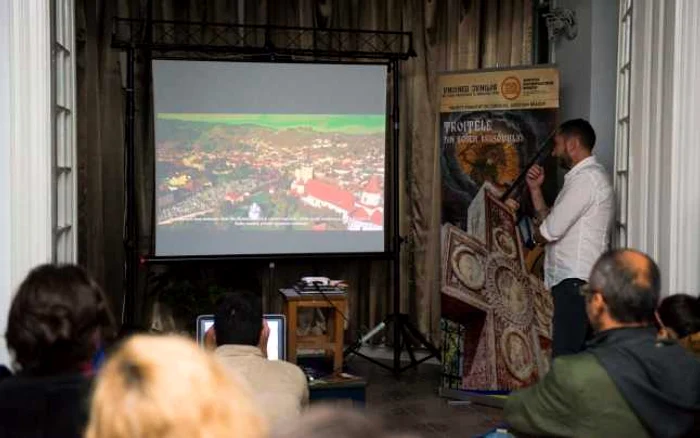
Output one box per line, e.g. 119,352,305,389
76,0,534,343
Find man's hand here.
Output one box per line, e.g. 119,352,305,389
525,165,550,226
526,165,545,190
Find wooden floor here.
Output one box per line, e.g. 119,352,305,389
303,350,504,438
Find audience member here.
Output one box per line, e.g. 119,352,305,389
208,291,309,427
505,249,700,438
657,294,700,357
85,334,265,438
272,406,417,438
0,264,116,438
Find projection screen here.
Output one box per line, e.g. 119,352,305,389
153,60,388,256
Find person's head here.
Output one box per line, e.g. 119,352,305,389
85,335,266,438
272,406,417,438
552,118,596,169
5,264,116,376
584,249,661,332
214,291,264,347
656,294,700,339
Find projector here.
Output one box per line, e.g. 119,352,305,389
301,276,330,286
294,277,346,294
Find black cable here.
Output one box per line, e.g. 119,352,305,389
311,281,350,324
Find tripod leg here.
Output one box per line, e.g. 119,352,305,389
400,323,418,366
386,314,400,375
401,315,441,359
343,318,389,358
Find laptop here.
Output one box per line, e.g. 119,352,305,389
196,314,286,361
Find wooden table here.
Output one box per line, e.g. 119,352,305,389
279,288,347,372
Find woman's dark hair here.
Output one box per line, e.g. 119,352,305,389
657,294,700,339
5,264,116,375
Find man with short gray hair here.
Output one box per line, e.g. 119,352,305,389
505,249,700,438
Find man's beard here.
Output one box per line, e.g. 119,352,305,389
557,153,573,170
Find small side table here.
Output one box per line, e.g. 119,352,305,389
279,288,347,372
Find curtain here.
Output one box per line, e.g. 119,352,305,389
76,0,533,343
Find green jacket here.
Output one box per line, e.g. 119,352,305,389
504,353,649,438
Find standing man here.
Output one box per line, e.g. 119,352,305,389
526,119,613,357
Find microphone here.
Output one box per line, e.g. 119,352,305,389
499,129,556,203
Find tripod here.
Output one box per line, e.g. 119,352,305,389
343,311,441,375
343,59,440,375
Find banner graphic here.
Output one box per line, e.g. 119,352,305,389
439,67,559,392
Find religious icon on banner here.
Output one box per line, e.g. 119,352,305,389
439,67,559,393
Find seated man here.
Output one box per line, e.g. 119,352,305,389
505,249,700,438
209,291,308,427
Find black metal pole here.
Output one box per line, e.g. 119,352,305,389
124,46,136,326
391,59,402,374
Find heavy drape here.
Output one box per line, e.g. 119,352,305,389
76,0,533,342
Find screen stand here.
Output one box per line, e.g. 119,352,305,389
343,59,440,376
343,313,441,375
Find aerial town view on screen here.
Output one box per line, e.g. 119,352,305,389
156,113,386,232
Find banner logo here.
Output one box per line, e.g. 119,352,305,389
500,77,521,100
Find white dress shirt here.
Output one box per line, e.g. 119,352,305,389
539,156,613,289
215,345,309,428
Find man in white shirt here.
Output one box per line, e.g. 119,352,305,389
207,291,309,427
526,119,613,357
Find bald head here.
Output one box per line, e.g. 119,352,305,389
616,250,655,288
589,249,661,325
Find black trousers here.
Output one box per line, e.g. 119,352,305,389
551,278,590,358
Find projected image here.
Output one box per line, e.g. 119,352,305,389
156,113,385,231
152,60,388,256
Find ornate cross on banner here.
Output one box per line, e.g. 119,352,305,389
441,183,553,391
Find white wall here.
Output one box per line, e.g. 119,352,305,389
588,0,619,174
0,0,12,367
553,0,618,174
624,0,700,296
0,0,55,367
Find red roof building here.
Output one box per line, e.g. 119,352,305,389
363,175,382,194
304,179,355,212
225,192,241,202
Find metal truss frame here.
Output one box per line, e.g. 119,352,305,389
112,18,415,60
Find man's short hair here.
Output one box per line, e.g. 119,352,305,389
214,291,262,347
5,264,116,375
589,249,661,324
558,118,596,150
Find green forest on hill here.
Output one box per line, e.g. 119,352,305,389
157,113,386,134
